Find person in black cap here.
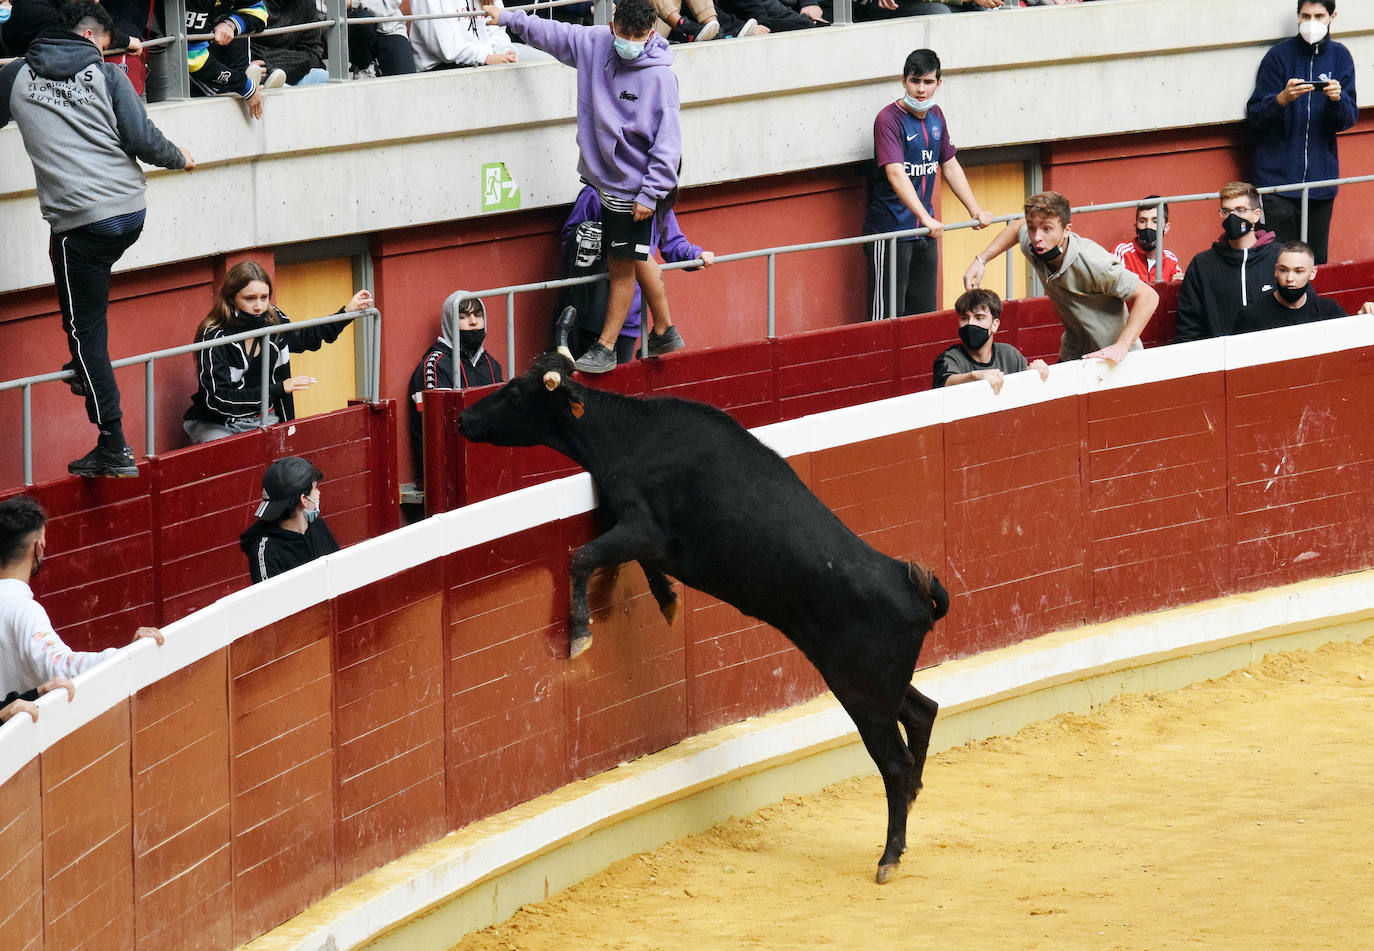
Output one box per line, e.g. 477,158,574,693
240,455,339,583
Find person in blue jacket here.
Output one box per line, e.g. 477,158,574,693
557,183,715,367
1244,0,1356,265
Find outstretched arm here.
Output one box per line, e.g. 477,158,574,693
964,222,1022,289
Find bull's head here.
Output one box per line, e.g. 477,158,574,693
458,351,585,447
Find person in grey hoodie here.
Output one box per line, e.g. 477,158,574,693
485,0,688,374
0,0,193,478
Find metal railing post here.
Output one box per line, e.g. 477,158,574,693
766,253,776,337
506,293,516,373
1300,186,1310,243
885,237,897,320
22,385,33,486
593,0,612,26
324,0,351,80
259,342,272,421
164,0,191,100
145,361,156,456
1154,199,1167,284
1004,248,1014,301
831,0,852,25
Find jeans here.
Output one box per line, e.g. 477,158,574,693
49,220,144,429
183,412,280,444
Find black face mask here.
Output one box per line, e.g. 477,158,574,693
958,323,991,351
1135,227,1158,251
1031,241,1064,266
1223,213,1253,241
458,327,486,357
1275,283,1308,304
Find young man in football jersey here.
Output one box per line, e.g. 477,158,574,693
863,48,993,321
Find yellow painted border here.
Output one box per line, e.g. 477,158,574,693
243,572,1374,951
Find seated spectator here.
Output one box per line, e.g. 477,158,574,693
721,0,823,32
1,0,143,57
1113,196,1181,283
933,288,1047,393
407,291,504,475
240,456,339,583
650,0,719,40
255,0,327,85
1173,182,1280,343
556,182,715,369
410,0,551,69
345,0,416,77
1233,241,1346,334
183,260,372,443
186,0,279,119
1,496,162,721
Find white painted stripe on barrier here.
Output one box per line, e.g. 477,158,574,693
33,651,133,752
326,515,446,597
3,317,1369,819
129,606,232,694
269,568,1374,951
0,701,41,788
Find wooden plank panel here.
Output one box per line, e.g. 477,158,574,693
0,759,43,951
42,703,134,951
132,651,232,950
229,605,335,946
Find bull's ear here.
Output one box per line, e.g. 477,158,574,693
569,399,584,419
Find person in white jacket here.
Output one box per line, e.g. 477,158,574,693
409,0,551,69
0,495,162,723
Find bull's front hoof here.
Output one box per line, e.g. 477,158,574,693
569,633,593,659
876,862,900,885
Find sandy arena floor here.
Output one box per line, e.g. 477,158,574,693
452,636,1374,951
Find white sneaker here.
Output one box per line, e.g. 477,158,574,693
245,63,264,88
263,68,287,89
737,18,759,37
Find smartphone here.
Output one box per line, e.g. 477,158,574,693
1306,81,1334,90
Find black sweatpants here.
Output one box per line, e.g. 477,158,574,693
1262,193,1335,265
49,218,143,430
866,236,940,320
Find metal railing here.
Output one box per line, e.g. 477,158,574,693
0,308,380,486
469,174,1374,372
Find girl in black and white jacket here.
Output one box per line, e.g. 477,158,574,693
183,259,372,443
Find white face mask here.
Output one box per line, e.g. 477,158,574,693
1299,20,1328,45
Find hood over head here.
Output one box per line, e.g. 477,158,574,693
24,31,103,80
440,290,485,349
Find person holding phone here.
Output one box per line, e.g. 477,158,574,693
1245,0,1356,266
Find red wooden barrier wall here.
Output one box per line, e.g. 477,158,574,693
5,329,1374,949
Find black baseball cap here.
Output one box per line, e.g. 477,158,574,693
254,456,322,521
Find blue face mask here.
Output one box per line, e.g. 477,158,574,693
613,31,645,61
0,6,11,23
304,494,321,523
903,94,934,115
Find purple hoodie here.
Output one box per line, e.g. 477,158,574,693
562,185,703,335
503,10,681,211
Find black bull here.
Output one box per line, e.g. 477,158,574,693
458,353,949,883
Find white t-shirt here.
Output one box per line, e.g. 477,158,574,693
0,578,116,699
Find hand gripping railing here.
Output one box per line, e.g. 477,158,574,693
464,174,1374,372
0,307,380,486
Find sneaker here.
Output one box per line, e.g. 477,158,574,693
669,16,719,42
245,63,264,88
262,68,288,89
737,17,759,37
647,326,685,357
574,342,617,374
68,443,139,479
553,305,577,357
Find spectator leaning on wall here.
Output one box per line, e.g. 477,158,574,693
1,496,163,723
1233,240,1347,334
0,1,194,479
1244,0,1356,266
964,191,1158,365
1173,182,1281,343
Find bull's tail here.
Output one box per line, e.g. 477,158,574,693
907,562,950,623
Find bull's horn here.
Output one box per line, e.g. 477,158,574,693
556,345,573,360
543,371,561,391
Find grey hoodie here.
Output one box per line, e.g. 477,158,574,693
0,32,185,232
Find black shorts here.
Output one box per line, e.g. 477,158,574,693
599,193,652,262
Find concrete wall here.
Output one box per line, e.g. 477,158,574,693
2,0,1368,294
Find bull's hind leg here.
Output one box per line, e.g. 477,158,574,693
638,562,679,627
898,685,939,807
849,712,916,884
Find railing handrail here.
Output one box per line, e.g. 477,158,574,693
4,307,381,487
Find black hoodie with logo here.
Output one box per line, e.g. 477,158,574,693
240,517,339,583
1173,230,1282,343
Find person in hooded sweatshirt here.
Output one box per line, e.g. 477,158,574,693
0,0,193,479
1245,0,1356,266
483,0,687,375
407,291,504,475
1173,182,1283,344
241,456,340,584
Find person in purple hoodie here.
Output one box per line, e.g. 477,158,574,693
483,0,687,374
559,182,715,364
